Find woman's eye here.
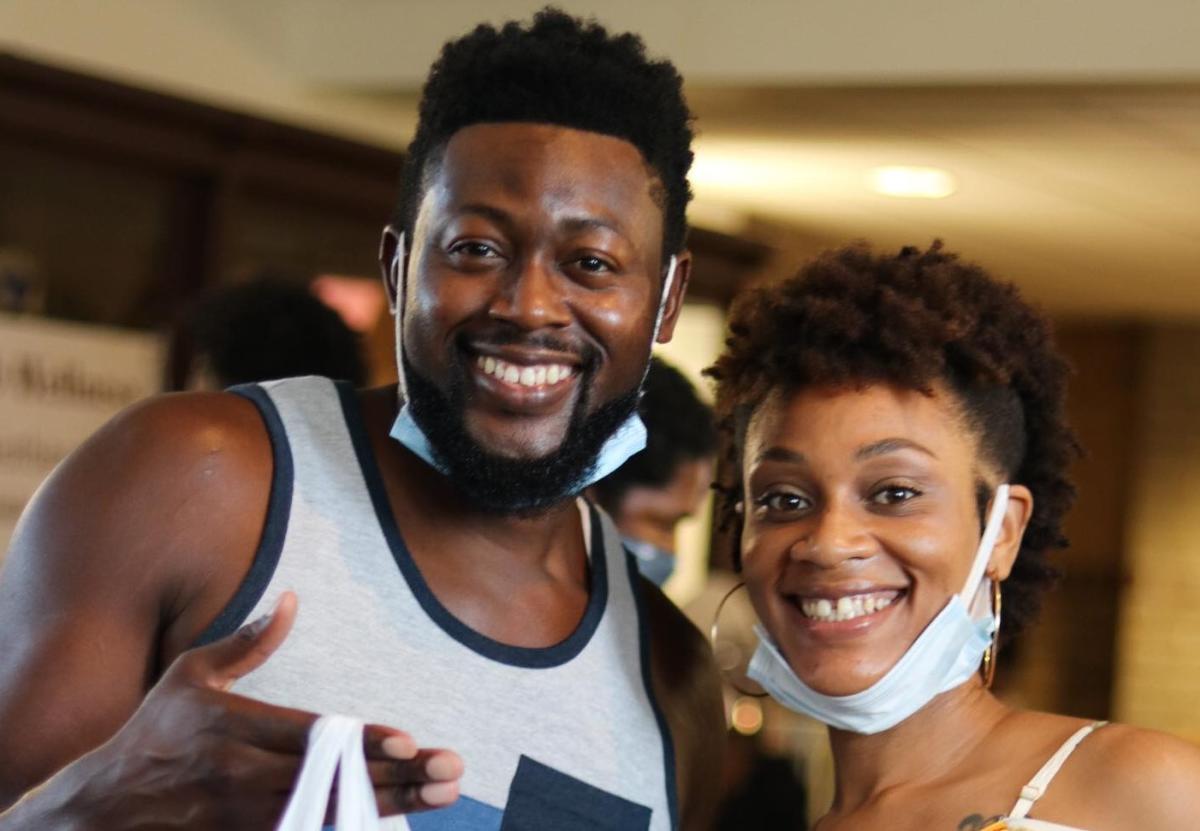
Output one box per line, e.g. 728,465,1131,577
871,485,921,506
754,490,811,516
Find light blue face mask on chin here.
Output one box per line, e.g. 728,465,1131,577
747,484,1011,735
383,230,677,492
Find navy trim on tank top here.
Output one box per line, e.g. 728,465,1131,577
624,549,680,829
192,383,295,647
334,381,609,670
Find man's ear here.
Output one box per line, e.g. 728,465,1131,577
654,250,692,344
378,225,405,314
989,484,1034,581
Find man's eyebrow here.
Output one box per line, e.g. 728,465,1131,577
454,203,512,224
561,215,629,238
855,438,938,461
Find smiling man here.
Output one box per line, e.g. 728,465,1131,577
0,10,723,830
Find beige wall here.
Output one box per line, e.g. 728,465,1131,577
1000,325,1140,718
1113,326,1200,742
654,301,726,606
0,0,415,149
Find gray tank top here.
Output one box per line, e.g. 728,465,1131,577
195,376,677,830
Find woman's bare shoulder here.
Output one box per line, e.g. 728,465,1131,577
1039,719,1200,829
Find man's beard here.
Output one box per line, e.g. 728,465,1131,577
402,352,641,515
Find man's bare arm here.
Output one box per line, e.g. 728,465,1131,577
0,392,274,806
0,392,463,827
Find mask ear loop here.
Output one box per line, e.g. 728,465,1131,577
710,581,769,699
960,483,1010,607
650,254,677,344
636,255,679,393
385,230,408,401
965,484,1009,687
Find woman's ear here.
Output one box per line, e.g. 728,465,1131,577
990,484,1034,580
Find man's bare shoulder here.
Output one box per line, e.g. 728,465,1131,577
81,390,271,475
17,390,271,545
3,391,275,647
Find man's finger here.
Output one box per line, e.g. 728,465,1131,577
363,724,418,761
175,591,299,690
375,779,462,816
208,697,420,762
365,749,464,787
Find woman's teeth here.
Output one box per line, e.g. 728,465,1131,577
799,592,897,622
477,355,576,388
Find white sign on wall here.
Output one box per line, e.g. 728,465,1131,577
0,314,163,560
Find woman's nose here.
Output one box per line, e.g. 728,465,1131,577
790,499,875,567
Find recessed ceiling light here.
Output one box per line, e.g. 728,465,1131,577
869,166,957,199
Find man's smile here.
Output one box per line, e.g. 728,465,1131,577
476,354,579,389
467,348,583,415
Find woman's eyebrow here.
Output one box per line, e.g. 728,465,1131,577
855,437,938,461
754,446,806,465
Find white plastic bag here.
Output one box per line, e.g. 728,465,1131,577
277,715,386,831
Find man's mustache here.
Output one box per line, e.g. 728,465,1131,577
456,329,600,373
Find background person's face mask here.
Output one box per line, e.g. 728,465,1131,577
747,484,1011,735
623,536,676,587
383,230,677,491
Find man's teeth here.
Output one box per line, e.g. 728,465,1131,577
477,355,575,388
799,593,896,622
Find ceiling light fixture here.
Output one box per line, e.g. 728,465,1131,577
869,166,957,199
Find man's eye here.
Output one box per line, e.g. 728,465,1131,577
449,241,499,258
871,486,921,505
572,255,614,274
580,257,607,272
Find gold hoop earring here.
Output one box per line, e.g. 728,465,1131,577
980,579,1003,689
710,581,768,698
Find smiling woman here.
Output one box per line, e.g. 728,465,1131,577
706,242,1200,830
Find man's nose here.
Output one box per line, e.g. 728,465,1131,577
487,257,571,330
790,497,875,568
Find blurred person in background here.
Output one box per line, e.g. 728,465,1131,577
590,356,717,587
0,10,724,830
178,276,367,391
708,241,1200,830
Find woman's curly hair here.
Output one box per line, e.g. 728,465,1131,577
706,241,1079,643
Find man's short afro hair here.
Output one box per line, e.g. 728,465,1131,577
393,7,694,260
707,241,1080,645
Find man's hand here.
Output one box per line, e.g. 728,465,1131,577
1,592,463,830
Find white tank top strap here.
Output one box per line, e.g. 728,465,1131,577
1008,721,1108,819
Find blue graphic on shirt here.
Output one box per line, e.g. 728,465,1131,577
409,755,651,831
408,795,502,831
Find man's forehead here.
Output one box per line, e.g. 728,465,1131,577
439,124,659,195
420,122,665,234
